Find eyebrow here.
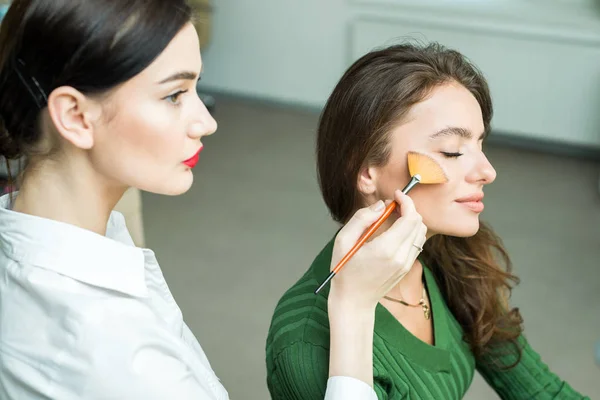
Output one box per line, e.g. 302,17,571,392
158,71,199,84
429,126,486,140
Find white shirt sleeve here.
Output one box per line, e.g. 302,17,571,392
324,376,378,400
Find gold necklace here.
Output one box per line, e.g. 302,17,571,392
383,282,430,320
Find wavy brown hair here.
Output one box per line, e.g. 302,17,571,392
316,42,524,368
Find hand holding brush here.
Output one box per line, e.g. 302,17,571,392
315,151,448,295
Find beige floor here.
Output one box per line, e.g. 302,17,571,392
141,95,600,399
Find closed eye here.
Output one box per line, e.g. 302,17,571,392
441,152,463,158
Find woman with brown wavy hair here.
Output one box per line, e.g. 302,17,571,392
265,42,588,399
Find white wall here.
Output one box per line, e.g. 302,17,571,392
201,0,349,106
201,0,600,147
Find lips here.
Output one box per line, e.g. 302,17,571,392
455,192,484,213
183,147,203,168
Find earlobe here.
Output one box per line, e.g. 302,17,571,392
357,166,377,196
46,87,95,150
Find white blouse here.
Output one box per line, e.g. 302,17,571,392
0,193,376,399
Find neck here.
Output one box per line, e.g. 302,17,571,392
386,259,424,302
12,156,127,236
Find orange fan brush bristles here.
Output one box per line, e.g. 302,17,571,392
314,151,448,295
407,151,448,184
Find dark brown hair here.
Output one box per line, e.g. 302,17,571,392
316,42,523,368
0,0,192,164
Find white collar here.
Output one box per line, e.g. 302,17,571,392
0,193,148,297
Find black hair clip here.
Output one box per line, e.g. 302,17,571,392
13,58,48,110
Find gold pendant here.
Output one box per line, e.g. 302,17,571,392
423,304,430,320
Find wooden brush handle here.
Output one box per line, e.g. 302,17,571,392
332,201,397,274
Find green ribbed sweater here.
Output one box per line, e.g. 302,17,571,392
265,238,588,399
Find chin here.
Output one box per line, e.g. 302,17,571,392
430,219,480,238
448,221,480,238
167,175,194,196
139,173,194,196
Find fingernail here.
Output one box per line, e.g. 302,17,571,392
371,200,384,211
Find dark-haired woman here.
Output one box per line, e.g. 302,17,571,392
0,1,426,399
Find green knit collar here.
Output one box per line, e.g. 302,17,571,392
374,264,452,372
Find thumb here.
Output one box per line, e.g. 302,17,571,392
393,189,416,218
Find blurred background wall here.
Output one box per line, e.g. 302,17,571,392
201,0,600,151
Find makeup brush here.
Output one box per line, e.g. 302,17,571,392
314,151,448,295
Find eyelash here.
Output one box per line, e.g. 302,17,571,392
441,152,463,158
164,89,188,107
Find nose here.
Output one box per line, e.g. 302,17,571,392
466,151,496,185
188,95,217,139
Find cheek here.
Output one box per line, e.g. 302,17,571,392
410,184,454,221
109,105,183,163
92,105,188,191
376,164,411,198
410,176,482,237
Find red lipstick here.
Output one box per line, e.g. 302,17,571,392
183,147,203,168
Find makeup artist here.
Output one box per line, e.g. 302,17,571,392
0,1,423,399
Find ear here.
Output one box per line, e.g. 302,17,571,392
357,165,378,196
46,86,99,150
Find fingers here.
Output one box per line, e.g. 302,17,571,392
386,217,425,278
416,222,427,248
328,191,428,304
394,189,416,218
336,190,425,267
368,191,427,283
402,221,428,268
374,191,421,254
335,200,387,250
